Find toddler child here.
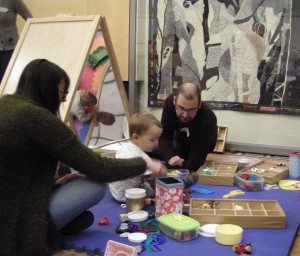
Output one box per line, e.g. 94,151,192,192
109,112,199,202
71,90,115,125
71,90,97,122
109,112,163,202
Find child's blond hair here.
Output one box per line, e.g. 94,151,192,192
129,112,162,138
80,91,97,107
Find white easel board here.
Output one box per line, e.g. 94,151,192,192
0,15,101,122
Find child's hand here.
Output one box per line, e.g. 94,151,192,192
85,106,96,115
91,109,98,117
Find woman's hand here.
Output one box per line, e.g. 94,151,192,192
54,171,81,186
145,159,167,177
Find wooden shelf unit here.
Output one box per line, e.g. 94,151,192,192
214,126,228,153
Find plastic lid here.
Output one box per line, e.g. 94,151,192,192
125,188,146,199
127,210,148,222
158,213,200,231
189,185,215,195
128,232,147,243
198,230,215,237
201,224,219,235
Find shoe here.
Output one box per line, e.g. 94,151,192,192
182,173,199,188
60,210,94,235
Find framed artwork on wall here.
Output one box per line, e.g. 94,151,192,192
148,0,300,115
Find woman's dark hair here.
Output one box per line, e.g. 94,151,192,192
15,59,70,115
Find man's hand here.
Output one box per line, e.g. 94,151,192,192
168,156,184,166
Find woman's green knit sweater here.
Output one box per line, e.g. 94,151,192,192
0,95,146,255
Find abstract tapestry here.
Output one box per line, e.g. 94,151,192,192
148,0,300,114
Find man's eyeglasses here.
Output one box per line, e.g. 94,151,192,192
175,105,199,114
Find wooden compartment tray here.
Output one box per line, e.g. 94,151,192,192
197,161,238,186
213,126,228,153
239,159,289,184
189,198,286,229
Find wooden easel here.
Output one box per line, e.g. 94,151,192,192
0,16,131,138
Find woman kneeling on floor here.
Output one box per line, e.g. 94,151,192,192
0,59,166,256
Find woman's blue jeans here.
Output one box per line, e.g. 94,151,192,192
49,176,107,229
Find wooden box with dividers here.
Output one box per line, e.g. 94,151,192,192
197,160,238,186
189,198,286,228
238,159,289,184
213,126,228,153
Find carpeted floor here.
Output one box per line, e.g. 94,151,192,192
52,226,300,255
52,250,90,256
51,152,298,256
290,226,300,256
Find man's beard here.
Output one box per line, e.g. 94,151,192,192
179,116,192,123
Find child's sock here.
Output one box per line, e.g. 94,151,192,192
182,173,199,188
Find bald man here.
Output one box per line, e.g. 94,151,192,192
159,82,218,172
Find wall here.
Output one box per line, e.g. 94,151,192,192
15,1,300,155
136,1,300,156
18,0,130,80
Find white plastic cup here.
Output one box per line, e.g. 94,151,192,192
238,158,249,171
125,188,146,213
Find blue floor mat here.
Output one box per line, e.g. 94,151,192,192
61,184,300,256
